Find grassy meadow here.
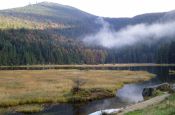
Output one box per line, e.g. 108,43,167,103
0,69,155,113
0,69,155,106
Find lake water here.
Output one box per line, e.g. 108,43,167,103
4,66,175,115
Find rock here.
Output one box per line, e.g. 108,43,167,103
142,88,156,97
172,84,175,90
142,83,171,97
155,83,171,91
89,108,123,115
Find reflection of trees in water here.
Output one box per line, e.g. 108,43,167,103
107,66,175,83
155,66,175,83
123,66,175,83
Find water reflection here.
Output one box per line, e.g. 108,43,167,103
117,66,175,104
117,84,144,103
76,97,129,115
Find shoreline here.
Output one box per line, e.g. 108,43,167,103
0,63,175,70
90,93,170,115
118,93,170,115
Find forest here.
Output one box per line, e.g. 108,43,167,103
0,28,175,65
0,2,175,65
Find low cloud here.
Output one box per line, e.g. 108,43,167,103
83,17,175,48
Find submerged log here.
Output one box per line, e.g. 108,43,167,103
142,83,171,97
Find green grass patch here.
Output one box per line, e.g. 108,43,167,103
125,93,175,115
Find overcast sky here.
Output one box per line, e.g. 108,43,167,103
0,0,175,17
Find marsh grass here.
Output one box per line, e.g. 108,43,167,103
15,104,44,113
0,69,155,107
0,104,44,114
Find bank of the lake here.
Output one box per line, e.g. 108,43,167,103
125,93,175,115
0,69,155,114
1,64,175,70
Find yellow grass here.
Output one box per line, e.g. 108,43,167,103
1,63,175,67
0,69,155,107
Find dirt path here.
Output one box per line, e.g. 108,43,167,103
118,93,170,115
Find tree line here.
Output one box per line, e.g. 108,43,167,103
0,28,175,65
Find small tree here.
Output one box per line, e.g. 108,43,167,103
72,78,86,94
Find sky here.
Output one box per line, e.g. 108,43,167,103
0,0,175,18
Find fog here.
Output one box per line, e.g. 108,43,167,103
83,17,175,48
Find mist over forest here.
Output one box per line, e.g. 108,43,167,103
84,17,175,48
0,2,175,65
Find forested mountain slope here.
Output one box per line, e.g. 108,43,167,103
0,2,175,65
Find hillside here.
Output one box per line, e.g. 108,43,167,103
0,2,100,38
0,2,95,23
0,2,175,65
0,2,105,65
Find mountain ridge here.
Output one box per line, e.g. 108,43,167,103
1,2,174,24
1,2,175,31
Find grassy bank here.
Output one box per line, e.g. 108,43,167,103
0,104,44,114
0,69,154,110
125,93,175,115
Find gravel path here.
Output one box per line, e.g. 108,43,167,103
118,93,170,115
